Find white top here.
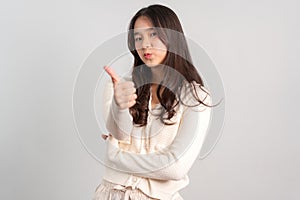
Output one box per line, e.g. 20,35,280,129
101,77,212,200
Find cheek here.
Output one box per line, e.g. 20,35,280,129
153,40,167,58
134,41,141,49
156,49,167,59
153,39,167,51
156,44,167,58
136,49,144,59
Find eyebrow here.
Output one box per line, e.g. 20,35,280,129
134,27,155,36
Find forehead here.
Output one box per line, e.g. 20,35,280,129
134,16,154,34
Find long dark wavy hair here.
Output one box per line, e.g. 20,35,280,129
127,4,217,126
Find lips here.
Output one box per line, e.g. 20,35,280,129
144,53,152,59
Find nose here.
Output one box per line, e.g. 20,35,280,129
142,36,151,49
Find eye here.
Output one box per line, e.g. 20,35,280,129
135,37,142,42
150,32,157,37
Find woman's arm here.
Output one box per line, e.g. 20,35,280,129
103,81,133,144
105,92,212,181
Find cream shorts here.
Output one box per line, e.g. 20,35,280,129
93,179,183,200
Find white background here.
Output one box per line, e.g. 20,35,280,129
0,0,299,199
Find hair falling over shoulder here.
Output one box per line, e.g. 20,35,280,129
127,4,220,126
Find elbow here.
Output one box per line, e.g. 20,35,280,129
107,125,131,142
171,168,187,180
115,132,131,144
163,171,187,181
106,120,131,144
162,164,188,181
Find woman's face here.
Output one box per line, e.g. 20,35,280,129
133,16,167,67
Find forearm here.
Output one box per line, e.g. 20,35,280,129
106,137,195,181
106,96,212,180
106,98,133,143
104,81,133,143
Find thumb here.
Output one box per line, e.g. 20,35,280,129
104,66,120,85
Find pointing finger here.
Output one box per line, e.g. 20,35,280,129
104,66,120,84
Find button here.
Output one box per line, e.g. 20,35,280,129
132,177,137,182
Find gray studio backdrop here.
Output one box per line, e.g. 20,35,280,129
0,0,299,199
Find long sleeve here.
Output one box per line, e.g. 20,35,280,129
105,91,212,181
103,81,133,144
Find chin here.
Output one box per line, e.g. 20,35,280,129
143,61,160,67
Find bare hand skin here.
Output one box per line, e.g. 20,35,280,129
104,66,137,109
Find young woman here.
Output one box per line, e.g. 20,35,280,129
93,4,215,200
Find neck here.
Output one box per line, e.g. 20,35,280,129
150,65,164,84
